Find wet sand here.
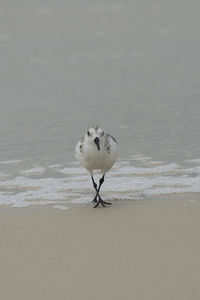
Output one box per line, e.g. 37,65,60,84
0,199,200,300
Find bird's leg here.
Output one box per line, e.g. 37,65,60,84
91,175,104,204
91,176,98,204
93,174,112,208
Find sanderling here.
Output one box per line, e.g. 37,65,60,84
75,125,119,207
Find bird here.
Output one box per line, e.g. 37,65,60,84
75,125,119,207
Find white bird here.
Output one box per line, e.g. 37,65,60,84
75,125,119,207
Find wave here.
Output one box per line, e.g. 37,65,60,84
0,157,200,209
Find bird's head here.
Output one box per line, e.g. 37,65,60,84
84,125,104,151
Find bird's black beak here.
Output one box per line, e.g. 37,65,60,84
94,137,100,151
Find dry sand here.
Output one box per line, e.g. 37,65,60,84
0,199,200,300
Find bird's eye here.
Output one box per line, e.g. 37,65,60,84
87,130,90,136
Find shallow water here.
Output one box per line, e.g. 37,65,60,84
0,156,200,209
0,0,200,208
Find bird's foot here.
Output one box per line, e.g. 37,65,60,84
89,197,97,207
102,200,112,205
93,199,112,208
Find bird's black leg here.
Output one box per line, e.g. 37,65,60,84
90,176,98,204
93,174,112,208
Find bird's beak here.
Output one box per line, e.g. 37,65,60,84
94,137,100,151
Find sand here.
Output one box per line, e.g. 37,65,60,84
0,199,200,300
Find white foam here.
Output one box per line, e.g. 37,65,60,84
146,161,163,166
0,172,11,178
178,166,200,174
52,205,69,210
20,167,47,176
185,158,200,164
129,154,151,160
110,163,179,176
48,164,63,169
0,159,200,209
58,167,87,175
0,160,23,165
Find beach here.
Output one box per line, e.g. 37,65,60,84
1,198,200,300
0,0,200,298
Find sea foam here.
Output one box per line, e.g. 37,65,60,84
0,156,200,208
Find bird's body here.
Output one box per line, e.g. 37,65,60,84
75,125,118,207
75,132,118,172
